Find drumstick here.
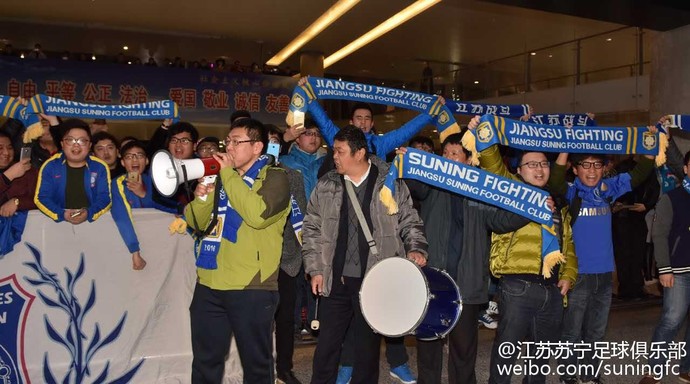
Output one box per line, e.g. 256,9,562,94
311,296,320,330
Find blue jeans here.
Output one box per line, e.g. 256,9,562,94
559,272,612,382
488,278,564,384
649,274,690,374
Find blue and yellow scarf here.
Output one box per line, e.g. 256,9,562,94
380,148,563,278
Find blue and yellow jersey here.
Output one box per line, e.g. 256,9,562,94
34,153,112,222
111,173,177,253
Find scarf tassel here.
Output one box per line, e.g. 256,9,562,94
169,217,187,235
656,131,668,167
541,250,565,279
461,129,481,166
379,186,398,215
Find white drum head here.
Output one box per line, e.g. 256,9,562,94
359,258,429,336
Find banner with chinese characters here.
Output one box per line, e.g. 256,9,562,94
0,57,296,126
0,210,245,383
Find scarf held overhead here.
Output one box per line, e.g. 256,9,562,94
463,114,661,166
196,155,304,270
529,114,596,127
22,94,180,142
286,77,460,141
666,115,690,132
380,147,562,278
444,100,529,118
0,95,41,137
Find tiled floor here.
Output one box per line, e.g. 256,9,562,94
288,298,672,383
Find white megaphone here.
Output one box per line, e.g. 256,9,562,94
151,150,221,197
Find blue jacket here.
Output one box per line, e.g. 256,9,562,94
280,146,325,199
307,101,432,159
111,173,178,253
34,153,111,222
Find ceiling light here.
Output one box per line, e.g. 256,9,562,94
92,55,96,60
530,52,536,56
324,0,441,68
266,0,360,66
606,38,612,42
474,80,479,84
127,61,132,65
548,54,553,58
123,45,129,50
20,53,24,59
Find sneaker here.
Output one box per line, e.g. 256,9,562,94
336,366,352,384
486,300,499,316
679,372,690,383
276,370,302,384
637,376,660,384
560,378,579,384
478,313,498,329
389,363,417,384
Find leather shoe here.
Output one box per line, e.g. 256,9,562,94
277,370,302,384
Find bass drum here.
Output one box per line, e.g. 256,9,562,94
359,257,462,340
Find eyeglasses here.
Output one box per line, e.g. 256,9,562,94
224,139,256,147
577,161,604,169
520,161,550,169
122,152,146,160
302,131,321,137
169,137,193,145
197,147,218,154
63,137,90,146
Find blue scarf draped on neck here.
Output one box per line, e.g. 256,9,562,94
196,156,305,270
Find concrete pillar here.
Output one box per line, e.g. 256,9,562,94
299,51,324,77
650,25,690,150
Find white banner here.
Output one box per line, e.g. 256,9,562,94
0,210,244,383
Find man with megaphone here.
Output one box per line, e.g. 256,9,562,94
184,118,291,384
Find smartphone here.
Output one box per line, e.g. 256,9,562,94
127,172,139,183
267,142,280,162
20,147,31,162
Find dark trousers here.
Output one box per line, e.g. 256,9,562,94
417,303,480,384
190,283,278,384
340,322,407,368
613,218,647,297
276,268,297,372
488,279,563,384
311,277,381,384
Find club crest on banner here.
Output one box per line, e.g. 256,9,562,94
643,131,657,150
476,121,494,143
0,274,35,384
291,93,305,109
438,111,450,125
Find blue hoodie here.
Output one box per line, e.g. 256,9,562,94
280,145,325,199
